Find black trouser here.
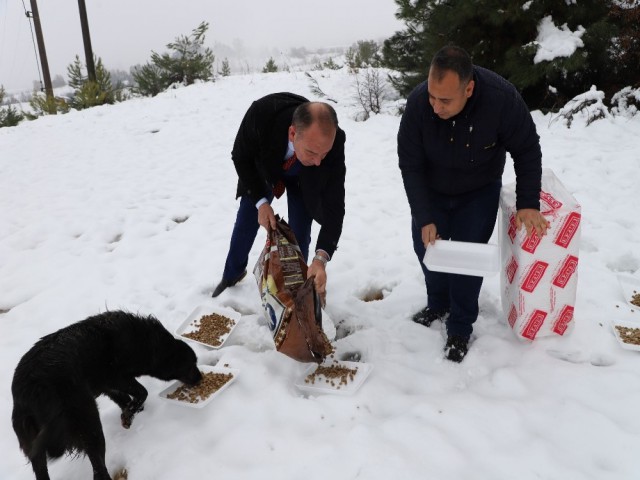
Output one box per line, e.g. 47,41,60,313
411,180,502,339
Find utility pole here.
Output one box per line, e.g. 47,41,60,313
28,0,55,113
77,0,96,82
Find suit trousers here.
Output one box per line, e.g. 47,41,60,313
411,179,502,339
222,177,312,282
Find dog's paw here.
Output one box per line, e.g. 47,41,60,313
120,404,144,429
120,412,133,429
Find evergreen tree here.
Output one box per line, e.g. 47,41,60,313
609,1,640,92
262,57,279,73
346,40,382,70
0,86,24,128
382,0,631,110
220,58,231,77
66,55,120,110
323,57,342,70
133,22,215,96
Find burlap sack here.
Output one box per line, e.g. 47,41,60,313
253,217,333,363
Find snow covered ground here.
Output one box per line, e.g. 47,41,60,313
1,68,639,480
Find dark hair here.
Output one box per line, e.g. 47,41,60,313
292,102,338,135
430,45,473,84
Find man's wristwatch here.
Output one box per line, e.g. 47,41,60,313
312,254,328,267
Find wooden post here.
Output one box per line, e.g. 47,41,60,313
29,0,55,113
77,0,96,82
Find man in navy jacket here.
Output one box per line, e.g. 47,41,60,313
398,45,549,362
212,93,346,300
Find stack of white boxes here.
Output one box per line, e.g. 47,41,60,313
500,169,581,340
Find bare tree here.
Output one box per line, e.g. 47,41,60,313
354,68,388,121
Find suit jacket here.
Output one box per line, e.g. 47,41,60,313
398,66,542,229
231,92,346,258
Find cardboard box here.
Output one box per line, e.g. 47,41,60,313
500,169,581,340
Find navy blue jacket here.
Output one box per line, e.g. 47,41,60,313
232,92,346,258
398,66,542,228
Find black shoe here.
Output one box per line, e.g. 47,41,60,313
211,270,247,298
412,307,450,327
444,335,469,363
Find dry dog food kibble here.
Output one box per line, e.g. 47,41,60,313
615,325,640,345
182,313,235,347
167,371,233,403
305,362,358,389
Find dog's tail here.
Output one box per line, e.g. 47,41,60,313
12,406,42,458
12,401,68,460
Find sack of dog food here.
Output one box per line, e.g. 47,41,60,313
253,217,333,363
500,168,581,340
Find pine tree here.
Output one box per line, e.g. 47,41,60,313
0,86,24,128
382,0,626,110
133,22,215,96
220,58,231,77
66,55,118,110
609,1,640,92
262,57,279,73
346,40,382,71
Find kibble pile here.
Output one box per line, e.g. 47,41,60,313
305,362,358,389
615,325,640,345
631,292,640,308
167,371,234,403
182,313,235,347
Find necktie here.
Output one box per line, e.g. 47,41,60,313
273,152,297,199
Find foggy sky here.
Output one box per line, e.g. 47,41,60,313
0,0,403,92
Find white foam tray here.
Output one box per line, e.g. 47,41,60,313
295,360,373,395
159,364,239,408
423,240,499,277
175,304,241,349
617,274,640,310
611,320,640,352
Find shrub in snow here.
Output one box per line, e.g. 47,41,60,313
551,86,610,127
27,93,70,118
353,68,390,121
304,72,338,104
611,87,640,118
0,86,24,128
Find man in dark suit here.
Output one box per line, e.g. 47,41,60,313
212,93,346,300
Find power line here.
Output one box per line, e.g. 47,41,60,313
21,0,44,91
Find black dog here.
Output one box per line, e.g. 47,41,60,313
11,310,203,480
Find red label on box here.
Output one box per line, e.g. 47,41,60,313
540,190,563,213
552,305,574,335
554,212,581,248
521,231,542,254
552,255,579,288
508,214,517,242
521,309,547,340
506,256,518,284
521,260,549,293
508,304,517,328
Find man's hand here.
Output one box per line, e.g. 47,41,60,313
515,208,550,238
308,257,327,306
257,203,277,230
421,223,439,246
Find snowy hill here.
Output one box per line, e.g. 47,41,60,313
1,68,639,480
